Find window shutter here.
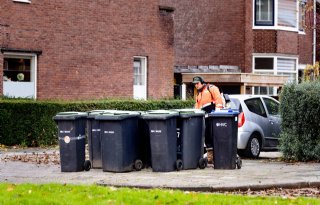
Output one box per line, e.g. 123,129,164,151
278,0,297,28
277,58,296,71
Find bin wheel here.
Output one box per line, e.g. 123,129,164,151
83,160,91,171
236,155,242,169
176,159,183,171
198,158,207,169
134,159,143,171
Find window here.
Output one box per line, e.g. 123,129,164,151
245,98,267,117
298,0,307,31
3,58,31,82
278,0,297,28
255,0,274,26
13,0,31,3
253,55,298,95
255,58,274,70
133,56,147,100
254,0,305,32
254,86,274,95
134,59,145,86
263,98,279,115
277,58,297,82
3,53,37,98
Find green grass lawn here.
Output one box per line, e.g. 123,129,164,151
0,183,319,205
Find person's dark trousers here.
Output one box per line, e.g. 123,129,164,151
204,117,213,149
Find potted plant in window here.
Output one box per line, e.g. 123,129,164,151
17,73,24,81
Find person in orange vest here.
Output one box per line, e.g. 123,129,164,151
193,76,224,110
192,76,224,165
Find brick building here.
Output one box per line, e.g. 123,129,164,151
0,0,174,100
160,0,315,98
0,0,316,100
317,0,320,62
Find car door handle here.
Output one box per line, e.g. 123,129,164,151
269,120,274,125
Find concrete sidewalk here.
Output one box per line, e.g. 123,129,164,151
0,149,320,192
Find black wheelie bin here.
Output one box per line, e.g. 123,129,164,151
95,111,143,172
173,109,207,169
208,109,241,169
53,112,91,172
141,110,180,172
87,110,118,169
137,112,152,168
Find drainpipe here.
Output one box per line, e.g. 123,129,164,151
313,0,317,64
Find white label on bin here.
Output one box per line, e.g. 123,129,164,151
235,117,238,122
92,129,101,132
216,123,227,127
151,130,162,133
60,130,71,133
64,136,71,144
104,130,115,134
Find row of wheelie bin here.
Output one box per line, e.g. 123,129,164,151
53,109,239,173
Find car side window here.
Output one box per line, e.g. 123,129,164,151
263,98,279,115
244,98,267,117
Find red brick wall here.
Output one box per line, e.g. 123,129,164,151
0,0,174,100
164,0,246,70
244,0,254,73
277,31,298,54
253,30,277,53
299,31,313,65
298,0,315,65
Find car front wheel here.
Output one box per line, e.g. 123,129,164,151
245,134,261,158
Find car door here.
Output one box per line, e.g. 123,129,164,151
244,97,271,146
262,97,281,148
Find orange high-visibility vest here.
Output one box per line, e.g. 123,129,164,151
195,84,223,109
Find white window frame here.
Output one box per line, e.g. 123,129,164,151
252,54,298,95
3,52,37,98
133,56,147,100
255,0,274,26
253,0,305,33
253,54,298,81
13,0,31,3
298,0,307,33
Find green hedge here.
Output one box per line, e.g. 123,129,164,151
0,99,194,146
279,81,320,161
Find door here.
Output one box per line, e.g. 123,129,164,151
133,57,147,100
262,97,281,148
245,98,272,143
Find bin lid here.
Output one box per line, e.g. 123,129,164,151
53,111,88,121
87,109,119,118
140,110,179,120
208,109,239,117
171,109,205,118
95,111,140,121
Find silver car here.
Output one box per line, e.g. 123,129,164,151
228,95,281,158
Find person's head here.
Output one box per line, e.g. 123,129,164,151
192,76,205,90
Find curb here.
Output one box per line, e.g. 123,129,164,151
97,181,320,192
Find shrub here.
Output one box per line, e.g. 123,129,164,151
279,81,320,161
0,99,193,146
